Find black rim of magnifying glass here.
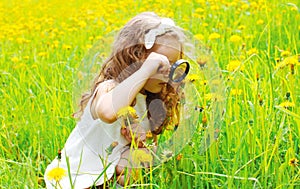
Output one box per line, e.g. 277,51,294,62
169,59,190,82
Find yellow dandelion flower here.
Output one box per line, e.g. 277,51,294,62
23,55,30,60
208,32,221,40
227,60,245,72
38,52,48,57
88,36,94,41
95,35,103,40
11,57,19,63
86,44,92,49
78,20,87,28
195,7,205,13
202,23,209,27
204,93,224,102
200,80,208,85
13,63,26,69
245,35,254,40
117,106,137,118
238,25,246,30
52,40,59,48
230,89,243,96
217,22,224,29
275,57,281,63
230,2,237,7
196,0,206,4
194,34,204,41
132,149,153,165
274,61,286,70
239,55,246,60
187,74,201,82
204,93,213,101
250,2,258,9
256,19,264,25
279,101,295,108
280,50,291,57
289,158,299,167
197,55,209,67
16,37,27,44
247,48,258,56
62,44,72,50
283,56,298,65
47,167,66,182
275,56,299,70
146,130,153,139
193,13,205,19
241,4,249,10
290,7,298,12
229,35,242,43
211,5,220,11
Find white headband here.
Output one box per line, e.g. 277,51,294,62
144,18,175,49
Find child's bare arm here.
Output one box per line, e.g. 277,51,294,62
91,52,170,123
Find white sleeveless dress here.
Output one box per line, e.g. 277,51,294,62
44,83,150,189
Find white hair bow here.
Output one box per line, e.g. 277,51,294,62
144,18,175,49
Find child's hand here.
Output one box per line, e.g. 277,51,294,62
141,52,171,80
121,123,147,148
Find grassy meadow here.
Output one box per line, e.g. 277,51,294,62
0,0,299,188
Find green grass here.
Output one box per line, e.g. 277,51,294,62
0,0,299,188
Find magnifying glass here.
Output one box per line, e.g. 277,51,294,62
169,59,190,82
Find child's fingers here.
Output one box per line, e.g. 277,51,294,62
121,127,127,136
157,57,171,74
121,123,148,145
129,125,147,144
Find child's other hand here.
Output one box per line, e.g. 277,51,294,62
141,52,170,79
121,123,147,148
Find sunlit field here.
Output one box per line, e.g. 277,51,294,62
0,0,299,188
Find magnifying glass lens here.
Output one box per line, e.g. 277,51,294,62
169,59,190,82
172,64,186,81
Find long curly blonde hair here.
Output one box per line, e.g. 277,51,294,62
77,12,186,134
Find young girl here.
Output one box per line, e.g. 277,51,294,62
44,12,187,188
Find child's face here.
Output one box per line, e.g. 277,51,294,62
143,38,181,93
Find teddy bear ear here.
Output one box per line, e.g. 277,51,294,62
144,30,157,49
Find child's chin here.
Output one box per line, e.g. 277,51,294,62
145,86,163,94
